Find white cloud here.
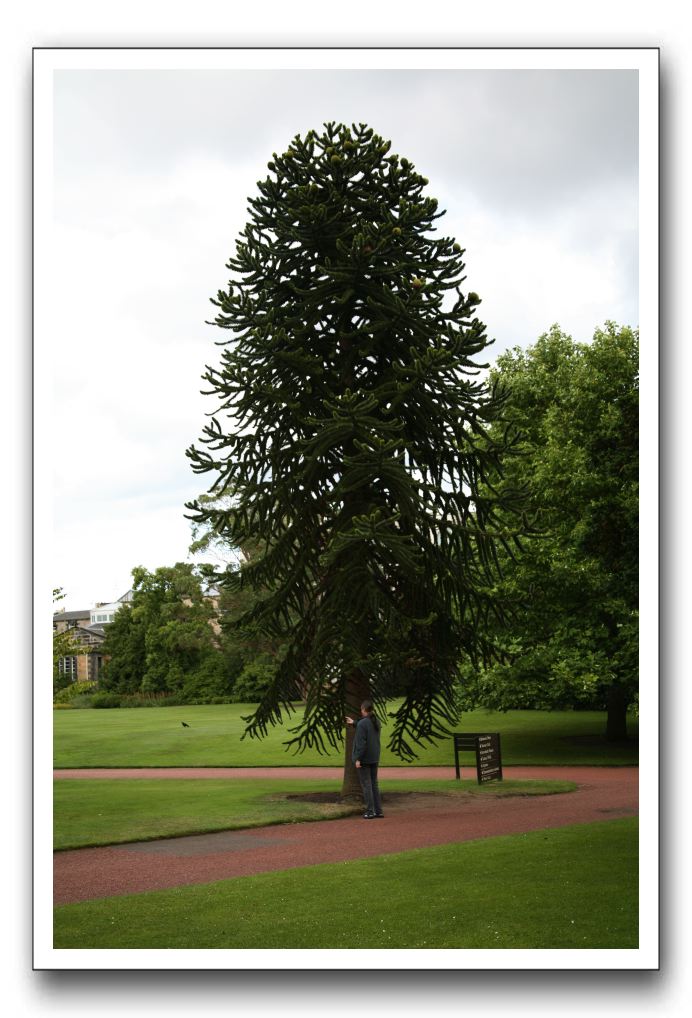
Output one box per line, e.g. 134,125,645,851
456,202,637,351
53,503,201,609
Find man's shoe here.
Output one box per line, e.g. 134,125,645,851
375,813,384,818
362,812,376,819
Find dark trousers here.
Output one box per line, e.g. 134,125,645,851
357,763,382,815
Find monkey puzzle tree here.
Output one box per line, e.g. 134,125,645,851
186,122,526,796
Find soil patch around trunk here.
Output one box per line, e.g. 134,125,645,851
277,790,475,809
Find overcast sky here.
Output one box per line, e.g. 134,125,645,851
47,63,639,612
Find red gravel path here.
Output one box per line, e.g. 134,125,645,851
53,765,630,781
54,766,493,780
53,767,637,905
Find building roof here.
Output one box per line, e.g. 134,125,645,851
93,592,133,610
53,609,90,621
84,624,107,637
70,624,107,644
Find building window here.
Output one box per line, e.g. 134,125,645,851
59,656,78,677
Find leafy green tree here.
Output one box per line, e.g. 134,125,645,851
99,595,146,694
462,323,638,740
102,564,226,699
187,122,526,796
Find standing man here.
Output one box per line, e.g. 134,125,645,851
345,700,384,819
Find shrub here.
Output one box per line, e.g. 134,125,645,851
231,656,277,702
118,696,152,707
53,702,74,709
118,691,171,708
53,680,97,704
116,691,188,708
91,692,122,709
69,694,95,708
179,653,238,703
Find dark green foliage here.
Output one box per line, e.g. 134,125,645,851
99,600,146,694
187,123,527,760
231,654,278,702
461,323,638,736
53,671,75,696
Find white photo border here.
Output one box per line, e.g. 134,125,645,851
34,45,658,972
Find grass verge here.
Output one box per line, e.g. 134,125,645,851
53,818,638,949
53,777,577,850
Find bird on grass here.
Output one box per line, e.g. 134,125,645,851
181,721,190,728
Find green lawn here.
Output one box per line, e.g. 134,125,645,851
53,703,638,767
54,776,577,850
53,817,638,950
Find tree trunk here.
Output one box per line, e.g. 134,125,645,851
340,669,371,800
606,683,629,742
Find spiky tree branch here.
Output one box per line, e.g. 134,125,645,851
187,122,529,762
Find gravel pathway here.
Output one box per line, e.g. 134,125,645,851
53,766,637,905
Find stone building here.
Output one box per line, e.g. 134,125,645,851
53,591,133,683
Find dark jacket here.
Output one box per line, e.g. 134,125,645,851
352,715,381,766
